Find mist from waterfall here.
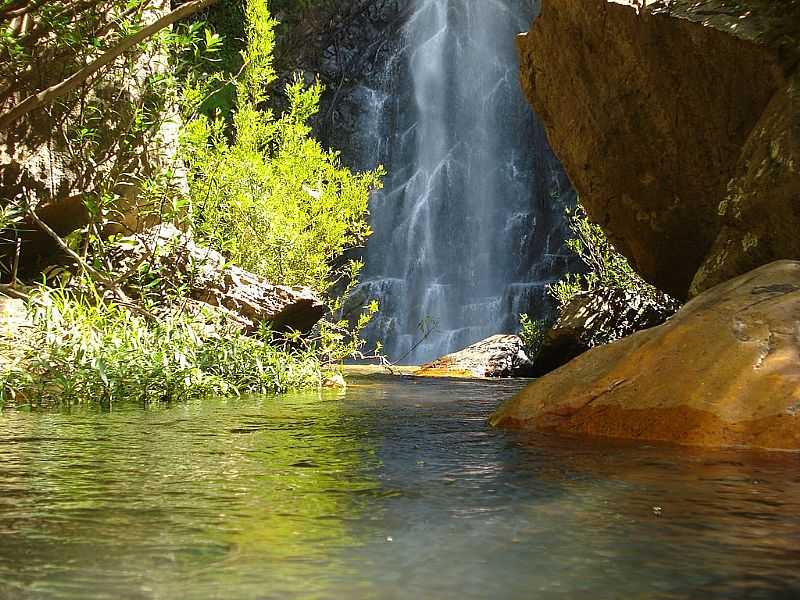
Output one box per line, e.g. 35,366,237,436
349,0,575,365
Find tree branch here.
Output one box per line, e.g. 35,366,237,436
0,0,218,130
0,0,43,20
27,206,157,323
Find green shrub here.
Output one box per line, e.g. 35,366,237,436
182,0,383,295
180,0,384,367
518,313,546,361
548,203,661,308
0,286,323,406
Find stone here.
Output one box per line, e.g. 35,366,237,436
322,373,347,389
0,295,30,372
492,261,800,450
0,296,28,338
518,0,799,299
533,286,679,376
109,225,326,335
416,335,534,379
691,67,800,296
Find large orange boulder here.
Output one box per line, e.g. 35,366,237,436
518,0,799,299
491,261,800,450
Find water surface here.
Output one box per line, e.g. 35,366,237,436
1,375,799,599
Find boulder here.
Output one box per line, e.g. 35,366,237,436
0,295,29,374
416,335,534,378
491,261,800,450
110,225,326,335
691,67,800,296
533,286,679,376
518,0,799,299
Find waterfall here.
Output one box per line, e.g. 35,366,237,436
344,0,576,365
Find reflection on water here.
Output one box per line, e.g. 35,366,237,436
1,375,799,599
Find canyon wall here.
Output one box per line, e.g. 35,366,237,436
517,0,799,300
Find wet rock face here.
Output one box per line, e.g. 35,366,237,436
110,225,326,335
278,0,408,167
518,0,798,299
327,0,579,363
533,287,679,376
416,335,535,378
492,260,800,451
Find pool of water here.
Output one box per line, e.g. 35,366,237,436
1,374,799,599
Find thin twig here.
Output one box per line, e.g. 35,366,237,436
0,284,30,301
27,205,157,323
10,237,21,286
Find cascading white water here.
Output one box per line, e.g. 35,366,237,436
349,0,575,364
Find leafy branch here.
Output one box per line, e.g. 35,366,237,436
0,0,219,129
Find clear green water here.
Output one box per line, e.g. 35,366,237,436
1,374,799,599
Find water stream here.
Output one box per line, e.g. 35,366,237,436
346,0,576,364
1,376,799,599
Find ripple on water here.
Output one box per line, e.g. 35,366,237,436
1,375,799,599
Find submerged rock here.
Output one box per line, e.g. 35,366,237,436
110,225,326,335
416,335,534,378
492,261,800,450
321,372,347,389
533,287,679,376
518,0,799,299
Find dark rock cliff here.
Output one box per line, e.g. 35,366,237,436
270,0,409,167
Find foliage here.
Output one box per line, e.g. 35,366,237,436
1,0,382,298
1,1,151,88
0,285,323,406
0,0,385,405
0,1,222,267
548,273,585,310
179,2,245,120
548,203,662,309
181,0,384,368
518,313,546,361
183,2,383,295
